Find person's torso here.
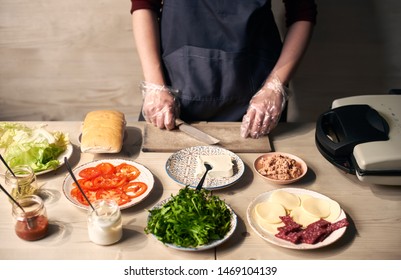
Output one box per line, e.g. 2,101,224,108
160,0,282,121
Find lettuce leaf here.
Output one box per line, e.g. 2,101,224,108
0,122,69,172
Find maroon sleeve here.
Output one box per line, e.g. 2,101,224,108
283,0,317,27
130,0,162,14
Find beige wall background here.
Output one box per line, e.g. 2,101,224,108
1,0,400,122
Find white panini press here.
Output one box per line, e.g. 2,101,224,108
315,94,401,186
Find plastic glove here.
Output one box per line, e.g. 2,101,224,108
240,75,288,139
140,81,180,130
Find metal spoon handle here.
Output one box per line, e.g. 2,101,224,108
0,154,16,177
196,174,207,191
64,157,96,213
196,164,212,191
0,183,36,229
0,183,25,213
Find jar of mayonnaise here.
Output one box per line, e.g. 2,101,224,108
87,199,122,245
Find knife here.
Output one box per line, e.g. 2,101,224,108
175,118,220,145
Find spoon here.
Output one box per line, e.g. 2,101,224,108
0,183,34,229
0,154,35,228
64,157,98,215
0,153,23,198
0,154,16,177
196,163,213,191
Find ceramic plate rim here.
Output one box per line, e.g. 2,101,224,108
253,152,308,184
247,187,347,250
148,197,237,251
62,158,154,210
165,145,245,190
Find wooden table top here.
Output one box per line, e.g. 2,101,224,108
1,121,400,260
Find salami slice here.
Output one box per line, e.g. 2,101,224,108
279,215,302,230
301,219,331,244
329,218,349,231
276,230,302,244
275,216,348,245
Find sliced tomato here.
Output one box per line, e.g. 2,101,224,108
93,174,128,189
96,189,122,202
92,175,113,189
96,162,116,175
70,187,93,206
70,187,84,204
123,182,148,198
115,163,141,181
71,161,147,207
78,167,101,180
85,190,98,203
116,192,132,206
73,178,98,191
110,174,129,188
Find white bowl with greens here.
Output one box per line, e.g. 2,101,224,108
145,187,237,251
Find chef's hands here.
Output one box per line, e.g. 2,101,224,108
141,76,287,136
140,81,180,130
241,75,288,139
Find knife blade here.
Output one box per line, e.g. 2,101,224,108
175,119,220,145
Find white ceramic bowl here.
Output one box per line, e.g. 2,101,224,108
147,196,237,251
253,152,307,185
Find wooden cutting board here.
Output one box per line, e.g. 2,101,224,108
142,122,272,153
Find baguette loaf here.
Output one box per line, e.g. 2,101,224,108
81,110,126,153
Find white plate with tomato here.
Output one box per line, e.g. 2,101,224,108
62,159,154,210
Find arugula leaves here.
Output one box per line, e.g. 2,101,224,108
145,186,232,248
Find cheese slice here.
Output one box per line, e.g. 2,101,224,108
325,199,342,222
269,190,300,210
297,193,325,225
301,197,331,218
297,194,314,202
195,155,234,178
254,201,286,224
290,206,320,227
257,218,285,235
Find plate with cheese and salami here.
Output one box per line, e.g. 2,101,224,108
247,188,348,250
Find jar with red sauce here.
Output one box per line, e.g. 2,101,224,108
12,195,49,241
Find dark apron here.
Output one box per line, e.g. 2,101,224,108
160,0,282,122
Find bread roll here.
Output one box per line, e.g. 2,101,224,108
81,110,126,153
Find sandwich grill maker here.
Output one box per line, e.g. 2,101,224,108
315,95,401,186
